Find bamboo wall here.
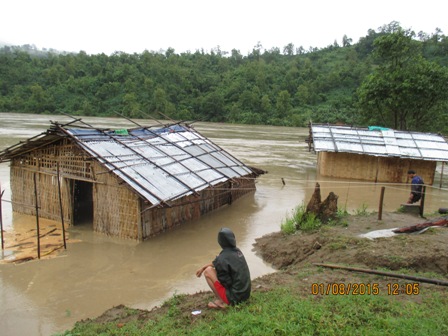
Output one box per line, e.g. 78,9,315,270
92,161,140,239
140,176,256,239
9,139,140,239
10,166,66,221
10,139,90,225
317,152,436,184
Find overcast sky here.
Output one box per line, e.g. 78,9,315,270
1,0,447,55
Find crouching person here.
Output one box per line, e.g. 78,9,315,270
196,227,251,309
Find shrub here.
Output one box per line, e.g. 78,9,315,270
280,204,322,234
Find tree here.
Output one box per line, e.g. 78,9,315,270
295,84,310,105
276,90,292,118
0,26,445,128
342,35,352,47
260,94,272,116
27,84,53,113
200,90,226,121
357,28,448,131
283,43,295,56
249,42,263,61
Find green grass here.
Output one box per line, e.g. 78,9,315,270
299,212,321,231
281,204,351,235
280,216,296,235
57,286,448,336
280,204,322,234
354,203,370,216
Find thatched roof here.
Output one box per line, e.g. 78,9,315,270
310,124,448,161
0,119,261,207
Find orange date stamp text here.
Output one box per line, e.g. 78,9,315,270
311,283,420,296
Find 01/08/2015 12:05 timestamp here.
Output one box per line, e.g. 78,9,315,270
311,283,420,296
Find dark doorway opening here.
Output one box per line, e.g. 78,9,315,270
73,180,93,225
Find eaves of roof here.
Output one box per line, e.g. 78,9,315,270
310,124,448,162
0,123,256,207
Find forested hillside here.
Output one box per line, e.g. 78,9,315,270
1,22,447,133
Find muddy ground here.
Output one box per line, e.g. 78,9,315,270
76,211,448,327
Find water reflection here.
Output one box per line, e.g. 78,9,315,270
1,113,448,336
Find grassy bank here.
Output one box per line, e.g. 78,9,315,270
58,211,448,335
57,268,448,336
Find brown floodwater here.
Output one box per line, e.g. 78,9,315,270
1,113,448,336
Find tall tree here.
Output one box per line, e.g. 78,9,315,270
357,27,448,131
342,35,352,47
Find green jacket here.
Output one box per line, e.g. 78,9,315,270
213,228,251,305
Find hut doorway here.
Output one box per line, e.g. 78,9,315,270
72,180,93,225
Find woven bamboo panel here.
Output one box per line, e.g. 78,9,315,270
11,167,36,216
58,139,94,179
9,139,94,226
140,176,256,240
230,177,256,201
10,166,71,225
317,152,436,184
93,162,139,239
9,140,101,230
12,139,94,179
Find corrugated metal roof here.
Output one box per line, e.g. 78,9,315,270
67,124,253,206
310,124,448,161
0,122,257,207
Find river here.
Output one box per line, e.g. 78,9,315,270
1,113,447,336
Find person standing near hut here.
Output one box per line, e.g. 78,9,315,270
196,227,251,309
407,170,424,204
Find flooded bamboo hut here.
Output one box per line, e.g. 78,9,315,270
309,124,448,184
0,119,264,240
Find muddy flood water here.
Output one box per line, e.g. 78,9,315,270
1,113,448,336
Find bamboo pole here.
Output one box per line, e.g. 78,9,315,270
378,186,385,220
440,162,445,189
419,186,426,217
308,122,312,152
57,163,67,249
375,157,379,183
313,263,448,286
33,173,41,259
0,183,4,250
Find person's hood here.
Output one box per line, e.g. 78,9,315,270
217,228,236,248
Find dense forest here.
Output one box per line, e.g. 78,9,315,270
1,22,448,133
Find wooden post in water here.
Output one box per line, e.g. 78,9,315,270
57,163,67,249
419,186,426,218
378,186,385,220
33,173,41,259
0,182,4,250
440,162,445,189
307,121,312,152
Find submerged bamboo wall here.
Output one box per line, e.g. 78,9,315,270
317,152,436,184
140,176,256,239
